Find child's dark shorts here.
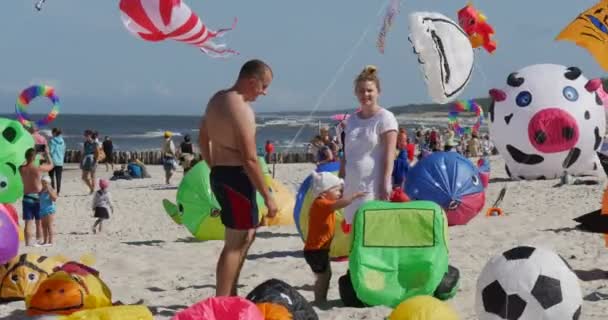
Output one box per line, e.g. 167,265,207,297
304,249,330,274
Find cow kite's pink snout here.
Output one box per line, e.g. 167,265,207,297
489,89,506,102
528,108,579,153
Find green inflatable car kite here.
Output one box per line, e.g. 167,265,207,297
339,200,459,308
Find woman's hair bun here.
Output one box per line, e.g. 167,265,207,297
363,65,377,74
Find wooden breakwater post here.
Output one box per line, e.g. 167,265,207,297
63,150,316,165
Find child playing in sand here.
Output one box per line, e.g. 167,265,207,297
39,175,57,246
91,179,114,234
304,171,366,303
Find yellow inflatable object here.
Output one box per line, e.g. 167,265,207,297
27,262,112,316
556,0,608,72
40,305,154,320
0,254,67,302
260,179,296,226
297,185,352,258
389,295,459,320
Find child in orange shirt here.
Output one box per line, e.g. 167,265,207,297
304,171,366,303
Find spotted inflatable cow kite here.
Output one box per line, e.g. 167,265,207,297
488,64,606,180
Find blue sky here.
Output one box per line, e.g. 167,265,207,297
0,0,604,115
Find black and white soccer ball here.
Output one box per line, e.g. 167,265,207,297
475,245,582,320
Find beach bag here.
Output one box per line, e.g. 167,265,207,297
127,164,143,178
94,146,106,162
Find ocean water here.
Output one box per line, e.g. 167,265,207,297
0,113,335,152
0,112,481,152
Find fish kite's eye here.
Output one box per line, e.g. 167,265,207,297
10,274,18,284
27,273,38,282
472,175,480,186
468,18,475,25
563,86,579,102
0,176,7,193
515,91,532,107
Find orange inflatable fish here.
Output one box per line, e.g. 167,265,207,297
26,262,112,316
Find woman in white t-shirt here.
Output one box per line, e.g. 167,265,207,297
340,65,398,224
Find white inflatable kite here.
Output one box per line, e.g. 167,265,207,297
488,64,606,180
408,12,474,104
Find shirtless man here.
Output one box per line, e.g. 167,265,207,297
199,59,278,297
20,148,54,246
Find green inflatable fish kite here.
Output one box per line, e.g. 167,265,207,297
163,160,269,240
162,161,225,240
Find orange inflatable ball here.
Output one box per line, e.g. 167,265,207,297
389,295,459,320
256,302,293,320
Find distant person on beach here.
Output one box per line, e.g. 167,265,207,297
48,128,65,195
179,134,195,173
312,135,334,166
180,134,194,154
340,65,398,225
264,140,274,164
199,59,277,297
27,126,48,156
103,136,115,172
305,172,365,303
91,179,113,234
39,175,57,246
81,130,97,194
162,131,177,184
20,148,54,247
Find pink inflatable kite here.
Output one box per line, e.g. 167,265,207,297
0,206,19,265
585,78,608,109
119,0,238,58
172,296,264,320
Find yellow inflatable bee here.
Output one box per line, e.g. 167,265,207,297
0,254,66,302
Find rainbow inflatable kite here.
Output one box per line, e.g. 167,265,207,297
448,99,484,136
15,85,60,129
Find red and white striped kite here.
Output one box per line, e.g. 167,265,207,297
119,0,238,58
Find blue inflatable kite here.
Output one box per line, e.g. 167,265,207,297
405,152,485,226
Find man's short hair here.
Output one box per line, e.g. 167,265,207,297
238,59,272,79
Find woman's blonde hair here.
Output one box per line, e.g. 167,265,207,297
354,65,381,92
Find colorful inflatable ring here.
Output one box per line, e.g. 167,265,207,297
448,99,483,136
15,85,60,129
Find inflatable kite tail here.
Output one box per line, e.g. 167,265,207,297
208,17,238,39
199,42,239,58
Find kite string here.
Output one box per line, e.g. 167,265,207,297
284,0,391,153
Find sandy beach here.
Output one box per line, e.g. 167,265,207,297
1,156,607,319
